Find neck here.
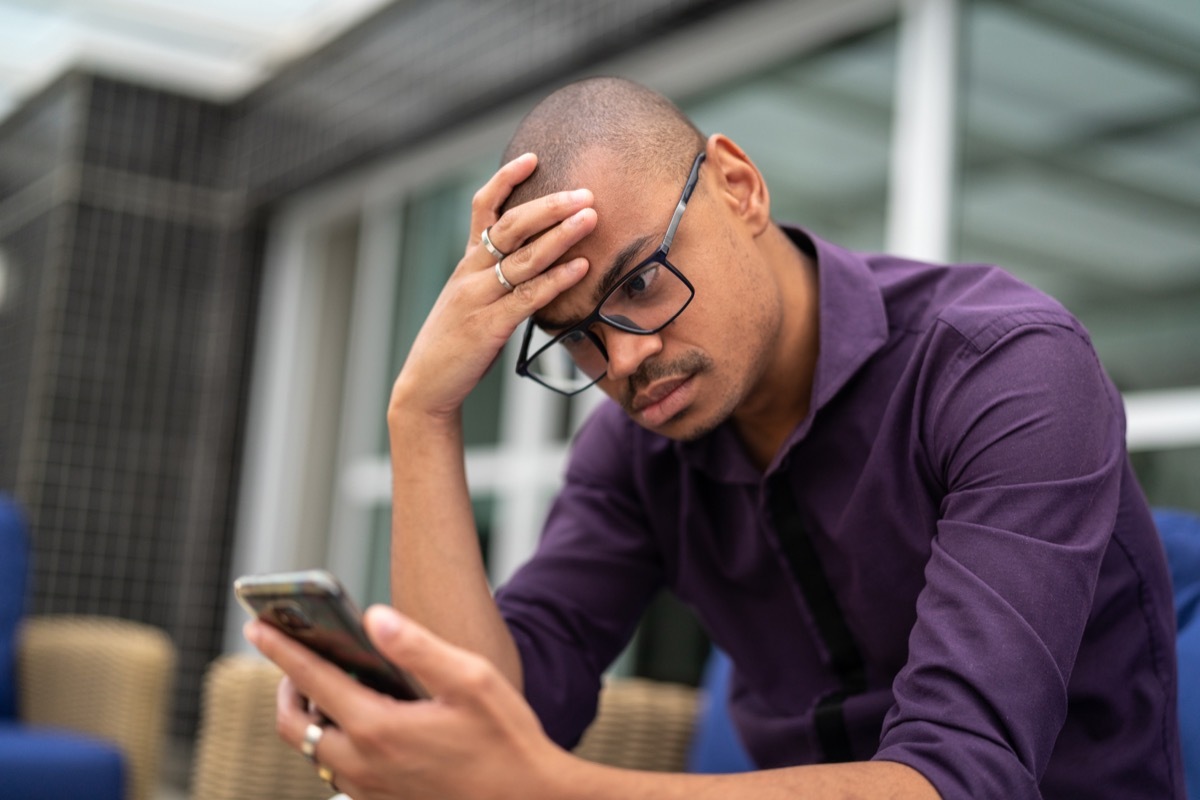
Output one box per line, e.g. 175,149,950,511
731,226,820,471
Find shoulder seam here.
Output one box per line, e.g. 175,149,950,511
936,309,1083,355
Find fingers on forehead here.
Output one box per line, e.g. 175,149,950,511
491,190,592,252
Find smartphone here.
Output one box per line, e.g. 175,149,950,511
234,569,429,701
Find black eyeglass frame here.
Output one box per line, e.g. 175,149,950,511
515,151,707,396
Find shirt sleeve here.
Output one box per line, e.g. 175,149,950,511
873,316,1125,799
494,404,665,749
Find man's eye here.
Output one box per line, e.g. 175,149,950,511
560,330,590,352
622,265,659,299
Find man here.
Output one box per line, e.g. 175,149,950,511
247,77,1184,799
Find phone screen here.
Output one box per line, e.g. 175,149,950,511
235,570,428,700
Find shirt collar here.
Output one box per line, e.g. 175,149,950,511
679,224,890,483
794,225,890,420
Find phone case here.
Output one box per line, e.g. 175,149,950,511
234,569,428,700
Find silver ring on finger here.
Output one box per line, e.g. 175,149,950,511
480,226,508,262
495,260,516,292
301,721,325,764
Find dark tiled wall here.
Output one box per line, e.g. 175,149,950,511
0,75,258,737
0,77,85,501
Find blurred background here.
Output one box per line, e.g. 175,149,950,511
0,0,1197,795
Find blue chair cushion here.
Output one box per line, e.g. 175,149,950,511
686,648,755,773
0,496,28,721
1154,508,1200,800
0,723,125,800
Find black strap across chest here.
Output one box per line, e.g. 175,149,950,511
766,481,867,763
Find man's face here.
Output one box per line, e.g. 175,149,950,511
533,148,785,441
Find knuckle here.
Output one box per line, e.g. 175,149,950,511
510,279,538,305
504,245,531,269
459,656,497,693
335,759,370,793
543,191,567,215
489,215,513,245
343,714,382,750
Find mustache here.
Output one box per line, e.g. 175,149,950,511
620,351,713,408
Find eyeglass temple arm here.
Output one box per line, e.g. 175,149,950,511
661,153,706,252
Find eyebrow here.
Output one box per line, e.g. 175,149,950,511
533,233,656,331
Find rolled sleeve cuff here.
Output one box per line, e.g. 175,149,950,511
874,724,1040,800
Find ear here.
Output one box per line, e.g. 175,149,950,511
705,133,771,236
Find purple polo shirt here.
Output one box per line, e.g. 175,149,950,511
495,227,1183,799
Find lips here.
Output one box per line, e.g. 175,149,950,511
631,375,691,412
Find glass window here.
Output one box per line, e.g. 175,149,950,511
684,24,898,250
390,163,509,448
957,0,1200,512
957,0,1200,390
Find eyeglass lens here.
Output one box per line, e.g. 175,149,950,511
524,259,692,392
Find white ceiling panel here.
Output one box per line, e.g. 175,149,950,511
0,0,392,121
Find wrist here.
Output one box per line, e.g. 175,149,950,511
388,388,462,453
529,749,601,800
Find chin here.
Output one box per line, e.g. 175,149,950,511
645,403,729,443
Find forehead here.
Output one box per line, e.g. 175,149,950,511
535,152,681,327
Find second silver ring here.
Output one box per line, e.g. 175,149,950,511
495,260,516,292
300,722,325,764
480,226,508,262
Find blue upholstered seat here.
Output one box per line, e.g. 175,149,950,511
0,495,125,800
1154,508,1200,800
0,724,125,800
686,647,754,773
0,496,24,722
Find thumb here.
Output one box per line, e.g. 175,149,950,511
363,605,499,702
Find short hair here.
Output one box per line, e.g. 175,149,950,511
500,77,706,214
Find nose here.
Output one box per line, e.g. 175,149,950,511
601,328,663,382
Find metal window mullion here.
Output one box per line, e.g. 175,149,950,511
326,199,405,602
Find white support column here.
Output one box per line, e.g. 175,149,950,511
222,212,322,653
326,199,405,602
886,0,961,263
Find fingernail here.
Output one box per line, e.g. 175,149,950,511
569,189,591,203
243,621,260,645
367,605,402,641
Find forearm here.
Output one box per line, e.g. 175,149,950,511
381,154,595,694
543,757,940,800
387,400,522,689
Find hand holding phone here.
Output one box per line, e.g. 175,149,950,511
234,569,429,701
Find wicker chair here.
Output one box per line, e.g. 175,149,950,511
190,655,699,798
17,615,177,800
574,678,699,772
190,654,331,800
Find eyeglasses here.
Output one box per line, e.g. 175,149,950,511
515,151,705,396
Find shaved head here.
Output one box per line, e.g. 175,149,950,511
500,77,705,213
